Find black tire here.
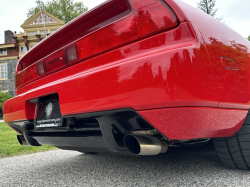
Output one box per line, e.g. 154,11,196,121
213,114,250,170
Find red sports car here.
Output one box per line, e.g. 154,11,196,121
3,0,250,170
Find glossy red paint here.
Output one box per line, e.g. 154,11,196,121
170,0,250,109
3,0,250,140
138,107,248,140
44,49,66,74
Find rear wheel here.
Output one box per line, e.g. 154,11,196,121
213,114,250,170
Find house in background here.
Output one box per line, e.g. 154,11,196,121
0,10,65,96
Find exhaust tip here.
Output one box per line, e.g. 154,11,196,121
124,134,168,156
17,135,28,146
124,134,141,155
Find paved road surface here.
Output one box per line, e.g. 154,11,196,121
0,143,249,187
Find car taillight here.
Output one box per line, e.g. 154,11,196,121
16,63,39,89
15,0,178,89
130,0,157,9
65,45,78,63
76,0,177,62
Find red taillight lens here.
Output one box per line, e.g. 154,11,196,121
130,0,157,10
16,63,39,89
15,0,178,89
76,0,177,61
76,15,138,60
134,1,177,37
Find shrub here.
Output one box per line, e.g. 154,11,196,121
0,91,12,117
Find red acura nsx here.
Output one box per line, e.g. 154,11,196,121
3,0,250,170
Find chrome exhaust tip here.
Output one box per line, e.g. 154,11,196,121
17,135,28,146
124,134,168,156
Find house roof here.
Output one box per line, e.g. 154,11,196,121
21,10,65,29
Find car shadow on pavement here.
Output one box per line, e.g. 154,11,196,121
3,142,249,187
74,142,223,172
54,142,248,186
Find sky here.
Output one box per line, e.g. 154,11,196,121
0,0,250,44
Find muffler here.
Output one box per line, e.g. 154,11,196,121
124,134,168,156
17,135,28,146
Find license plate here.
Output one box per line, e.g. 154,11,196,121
35,100,63,128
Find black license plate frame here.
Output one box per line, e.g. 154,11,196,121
35,100,63,128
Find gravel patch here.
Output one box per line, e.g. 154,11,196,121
0,143,249,187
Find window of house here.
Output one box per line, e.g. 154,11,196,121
0,64,7,79
20,46,27,53
27,32,37,36
0,48,7,55
40,30,47,35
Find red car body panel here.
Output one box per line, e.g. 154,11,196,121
3,0,250,141
138,107,248,140
168,0,250,109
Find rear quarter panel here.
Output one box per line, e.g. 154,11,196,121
168,0,250,109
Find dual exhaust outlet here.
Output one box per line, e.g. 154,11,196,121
17,129,168,156
123,130,168,156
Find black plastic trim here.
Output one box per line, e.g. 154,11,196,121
8,108,154,153
21,122,41,146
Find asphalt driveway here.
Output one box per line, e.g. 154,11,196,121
0,143,249,187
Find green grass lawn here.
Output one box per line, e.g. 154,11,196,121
0,122,56,158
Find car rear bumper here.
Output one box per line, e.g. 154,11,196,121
6,106,248,145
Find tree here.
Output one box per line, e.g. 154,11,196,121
26,0,88,23
0,91,12,117
247,35,250,41
197,0,223,22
